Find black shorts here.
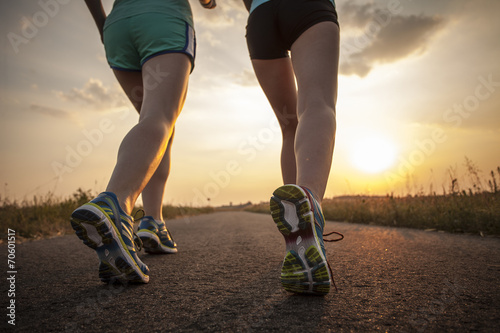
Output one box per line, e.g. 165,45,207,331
246,0,339,60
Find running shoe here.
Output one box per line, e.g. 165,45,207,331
136,216,178,254
270,184,341,295
70,192,150,284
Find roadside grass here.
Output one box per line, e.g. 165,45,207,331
2,161,499,240
246,164,500,236
0,188,213,242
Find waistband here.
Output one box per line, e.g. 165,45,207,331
250,0,336,14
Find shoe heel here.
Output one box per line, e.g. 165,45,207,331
70,206,112,249
271,185,331,295
270,197,293,236
270,185,313,236
137,231,161,253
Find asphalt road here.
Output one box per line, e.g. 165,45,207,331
2,211,499,332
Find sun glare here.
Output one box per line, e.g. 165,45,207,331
349,135,398,174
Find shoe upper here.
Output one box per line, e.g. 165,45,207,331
138,216,177,249
300,186,327,258
91,192,150,275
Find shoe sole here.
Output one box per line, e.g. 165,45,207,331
70,203,149,284
137,230,178,254
270,185,331,295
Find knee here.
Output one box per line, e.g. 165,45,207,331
280,118,298,138
133,117,172,148
299,99,336,122
139,100,182,129
299,87,336,115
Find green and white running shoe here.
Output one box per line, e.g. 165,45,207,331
70,192,150,284
136,216,178,254
270,184,343,295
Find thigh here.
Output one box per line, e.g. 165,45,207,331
140,53,191,123
291,21,340,108
113,69,143,113
252,58,298,129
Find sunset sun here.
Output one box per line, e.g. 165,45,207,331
349,135,398,174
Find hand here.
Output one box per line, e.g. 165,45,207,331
199,0,216,9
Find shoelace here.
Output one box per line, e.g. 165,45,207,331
323,231,344,242
166,228,176,243
323,230,344,291
132,209,145,251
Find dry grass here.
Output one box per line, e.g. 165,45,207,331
2,160,498,240
246,163,500,236
0,188,214,242
320,192,499,235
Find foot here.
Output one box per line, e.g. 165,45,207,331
270,184,333,295
136,216,178,254
70,192,150,284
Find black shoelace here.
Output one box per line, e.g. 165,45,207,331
323,231,344,242
323,231,344,291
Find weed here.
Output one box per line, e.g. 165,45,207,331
245,161,500,236
0,189,214,242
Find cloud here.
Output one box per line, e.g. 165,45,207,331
340,2,378,29
29,103,81,124
193,0,246,27
55,78,128,110
194,68,258,91
199,31,222,47
339,3,446,77
230,68,258,87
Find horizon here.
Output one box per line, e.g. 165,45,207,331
1,0,500,207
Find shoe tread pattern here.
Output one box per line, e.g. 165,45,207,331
270,185,331,295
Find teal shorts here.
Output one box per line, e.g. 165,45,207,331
103,13,196,72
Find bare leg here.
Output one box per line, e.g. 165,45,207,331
112,66,180,220
141,128,175,220
112,70,144,113
112,68,180,220
251,57,298,185
290,22,340,203
106,53,190,214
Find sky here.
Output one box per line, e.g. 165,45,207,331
1,0,499,207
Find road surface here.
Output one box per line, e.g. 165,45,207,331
2,212,499,332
